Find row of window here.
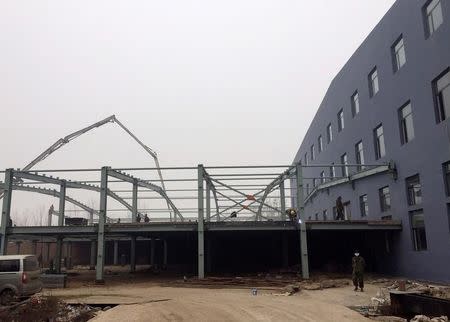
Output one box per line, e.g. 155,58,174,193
311,164,450,251
303,0,449,165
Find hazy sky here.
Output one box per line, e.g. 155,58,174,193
0,1,396,220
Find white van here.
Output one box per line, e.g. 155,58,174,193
0,255,43,305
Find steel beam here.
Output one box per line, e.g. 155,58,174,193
206,182,211,222
197,164,205,279
296,164,309,279
132,180,138,223
0,169,13,255
96,166,108,283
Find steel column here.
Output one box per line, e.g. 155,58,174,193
280,180,286,220
296,164,309,279
132,179,138,223
113,240,119,265
0,169,13,255
89,240,96,270
96,166,108,283
197,164,205,279
55,181,66,274
55,239,63,273
206,182,211,222
89,210,94,225
130,236,136,273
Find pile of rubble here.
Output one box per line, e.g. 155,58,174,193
0,295,99,322
370,279,450,300
372,315,448,322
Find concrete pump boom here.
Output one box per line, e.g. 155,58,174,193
0,115,173,220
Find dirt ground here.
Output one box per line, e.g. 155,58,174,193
42,267,383,322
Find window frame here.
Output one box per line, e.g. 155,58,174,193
310,144,315,161
359,194,368,217
379,186,391,212
373,124,386,160
423,0,444,37
368,67,379,97
337,109,344,132
318,135,323,153
341,153,348,177
327,123,333,143
406,174,422,206
399,101,415,145
322,209,328,221
433,67,450,123
443,161,450,197
355,140,365,172
410,209,428,251
351,91,360,117
391,35,406,72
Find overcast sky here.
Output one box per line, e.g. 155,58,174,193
0,0,396,170
0,1,396,220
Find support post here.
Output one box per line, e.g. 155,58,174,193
296,164,309,279
150,238,155,266
132,179,138,223
89,210,94,225
163,240,168,268
113,240,119,265
55,181,66,274
96,167,108,283
206,182,211,222
197,164,205,279
0,169,13,255
89,240,96,270
130,236,136,273
280,180,286,220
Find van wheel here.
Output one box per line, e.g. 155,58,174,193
0,289,16,305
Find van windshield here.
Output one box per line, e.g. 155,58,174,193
0,259,20,272
24,257,38,271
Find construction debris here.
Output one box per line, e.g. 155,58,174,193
371,316,407,322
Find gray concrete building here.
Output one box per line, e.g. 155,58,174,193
293,0,450,282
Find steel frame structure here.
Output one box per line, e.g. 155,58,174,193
0,162,400,282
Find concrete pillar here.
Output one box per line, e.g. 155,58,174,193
55,238,63,273
0,169,14,255
280,180,286,220
113,240,119,265
296,164,309,279
96,167,109,283
90,240,96,270
150,238,155,266
130,237,136,273
282,234,289,268
163,240,168,268
197,165,205,279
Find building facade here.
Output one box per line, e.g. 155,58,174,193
293,0,450,282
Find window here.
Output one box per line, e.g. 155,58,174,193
355,141,365,171
330,163,336,179
424,0,443,37
392,36,406,72
406,175,422,206
323,209,328,221
369,68,379,97
351,91,360,117
337,109,344,132
310,145,315,161
399,102,415,144
0,260,20,272
341,153,348,177
304,153,308,166
433,69,450,123
359,194,368,217
443,161,450,196
320,171,325,184
374,125,386,159
318,136,323,153
327,123,333,143
344,201,351,220
410,209,427,251
379,186,391,212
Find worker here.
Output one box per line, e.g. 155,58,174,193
136,213,141,223
352,250,365,292
335,196,345,220
144,214,150,223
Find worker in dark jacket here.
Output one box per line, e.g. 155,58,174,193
335,196,345,220
352,250,366,292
